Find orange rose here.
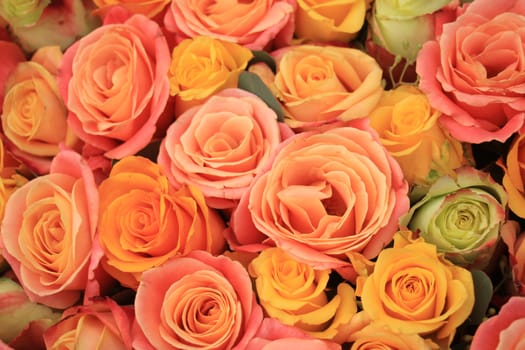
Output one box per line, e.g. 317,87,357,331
501,133,525,219
93,0,170,18
0,150,99,309
357,231,474,347
44,298,134,349
97,156,226,289
2,46,80,174
248,247,357,343
230,121,409,280
369,84,465,186
133,251,264,349
164,0,296,50
268,45,383,130
58,11,171,159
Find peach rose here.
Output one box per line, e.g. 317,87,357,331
501,133,525,219
369,84,465,186
267,45,383,130
248,247,357,343
158,88,293,209
357,231,474,347
247,318,341,350
230,120,409,279
295,0,369,43
93,0,170,18
471,296,525,350
133,251,264,350
58,11,171,159
2,46,80,174
163,0,296,50
0,150,99,309
416,0,525,143
97,156,226,289
43,298,134,349
168,36,253,115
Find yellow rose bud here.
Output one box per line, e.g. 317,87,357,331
369,84,465,186
249,247,357,343
168,36,253,114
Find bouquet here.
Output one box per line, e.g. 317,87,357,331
1,0,524,349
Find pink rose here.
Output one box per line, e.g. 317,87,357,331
471,296,525,349
158,88,293,209
58,10,171,159
417,0,525,143
163,0,296,50
132,251,263,350
247,318,341,350
229,119,409,280
43,298,134,349
0,150,100,308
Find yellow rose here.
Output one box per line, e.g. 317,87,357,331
369,84,465,186
356,231,474,347
295,0,371,43
348,322,438,350
272,44,383,130
248,247,357,343
168,36,253,115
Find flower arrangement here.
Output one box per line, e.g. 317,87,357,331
0,0,524,349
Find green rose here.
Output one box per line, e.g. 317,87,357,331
400,166,507,269
0,0,50,27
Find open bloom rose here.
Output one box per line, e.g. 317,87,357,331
357,231,474,347
246,318,342,350
369,84,465,186
163,0,296,50
248,247,357,343
2,46,80,174
158,88,293,209
168,36,253,115
400,166,507,269
58,11,171,159
268,45,383,130
294,0,369,43
416,0,525,143
133,251,263,350
471,296,525,349
43,298,134,349
0,150,99,309
501,133,525,218
230,120,409,279
97,156,226,289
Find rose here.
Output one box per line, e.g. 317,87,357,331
58,11,171,159
0,138,29,223
1,0,100,53
43,298,134,349
294,0,369,43
268,45,383,130
0,278,60,348
230,121,409,280
416,0,525,144
132,250,263,350
158,88,293,209
400,166,507,269
356,231,474,347
246,318,342,350
97,156,226,289
163,0,296,50
502,221,525,295
248,247,357,342
500,133,525,218
471,296,525,349
93,0,170,18
368,84,465,186
168,36,253,115
0,150,99,309
2,46,81,174
0,41,25,111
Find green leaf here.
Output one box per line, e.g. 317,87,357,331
248,50,276,73
467,269,493,326
238,71,284,122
